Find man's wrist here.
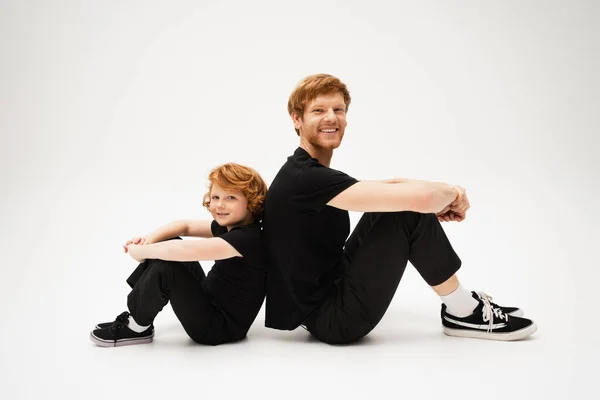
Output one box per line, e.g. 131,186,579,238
440,185,459,209
454,186,460,200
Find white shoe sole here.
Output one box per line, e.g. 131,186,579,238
90,332,154,347
443,322,537,341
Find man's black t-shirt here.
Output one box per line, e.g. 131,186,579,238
203,221,266,336
263,147,358,330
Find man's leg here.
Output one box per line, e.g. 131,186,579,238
431,273,460,296
306,211,459,343
345,212,462,333
305,212,535,344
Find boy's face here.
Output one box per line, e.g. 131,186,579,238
292,92,347,151
208,183,251,228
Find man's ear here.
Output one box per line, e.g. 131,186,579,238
291,112,303,130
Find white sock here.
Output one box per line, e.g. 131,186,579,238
128,315,151,333
440,284,479,317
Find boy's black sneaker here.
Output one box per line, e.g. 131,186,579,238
90,312,154,347
95,311,154,331
442,292,537,341
473,291,523,317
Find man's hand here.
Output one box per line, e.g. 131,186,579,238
437,185,470,222
123,237,150,253
126,244,147,263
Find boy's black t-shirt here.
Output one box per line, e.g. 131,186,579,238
263,147,359,330
203,221,266,335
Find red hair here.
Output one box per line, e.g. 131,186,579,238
202,163,267,222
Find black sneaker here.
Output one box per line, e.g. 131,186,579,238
441,292,537,341
90,312,154,347
473,291,523,317
95,311,154,331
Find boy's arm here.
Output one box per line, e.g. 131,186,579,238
145,220,213,243
131,238,241,262
181,220,214,238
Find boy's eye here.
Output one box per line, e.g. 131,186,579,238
211,196,219,200
227,196,236,200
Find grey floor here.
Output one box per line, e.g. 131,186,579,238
0,248,586,399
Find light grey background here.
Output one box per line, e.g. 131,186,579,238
1,0,598,399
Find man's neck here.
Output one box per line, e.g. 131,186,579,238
299,142,333,167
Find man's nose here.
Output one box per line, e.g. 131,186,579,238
323,108,336,121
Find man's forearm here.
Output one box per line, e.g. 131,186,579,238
379,177,434,185
360,177,414,184
386,177,459,211
145,220,188,244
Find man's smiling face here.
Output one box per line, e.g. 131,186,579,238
292,92,348,151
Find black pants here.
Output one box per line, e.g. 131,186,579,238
126,258,233,345
304,212,462,344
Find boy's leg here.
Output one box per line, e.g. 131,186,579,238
126,259,215,342
91,259,216,347
125,237,205,289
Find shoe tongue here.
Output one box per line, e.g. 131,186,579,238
116,311,130,324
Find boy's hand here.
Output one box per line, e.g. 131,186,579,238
126,244,147,263
123,237,149,253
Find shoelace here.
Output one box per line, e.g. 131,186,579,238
477,291,505,310
476,291,494,303
114,311,130,324
480,294,508,332
109,312,130,336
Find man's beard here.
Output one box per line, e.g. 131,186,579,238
308,130,343,150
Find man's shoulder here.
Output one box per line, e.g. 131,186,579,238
286,148,318,169
270,150,315,185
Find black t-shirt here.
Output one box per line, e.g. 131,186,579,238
263,147,359,330
203,221,266,335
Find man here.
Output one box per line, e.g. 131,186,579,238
263,73,537,344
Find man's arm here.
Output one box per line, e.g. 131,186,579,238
130,238,241,262
363,177,429,185
327,180,458,214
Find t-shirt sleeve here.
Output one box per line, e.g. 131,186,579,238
218,226,258,259
293,162,358,211
210,220,228,237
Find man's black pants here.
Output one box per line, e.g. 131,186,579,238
304,212,461,344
